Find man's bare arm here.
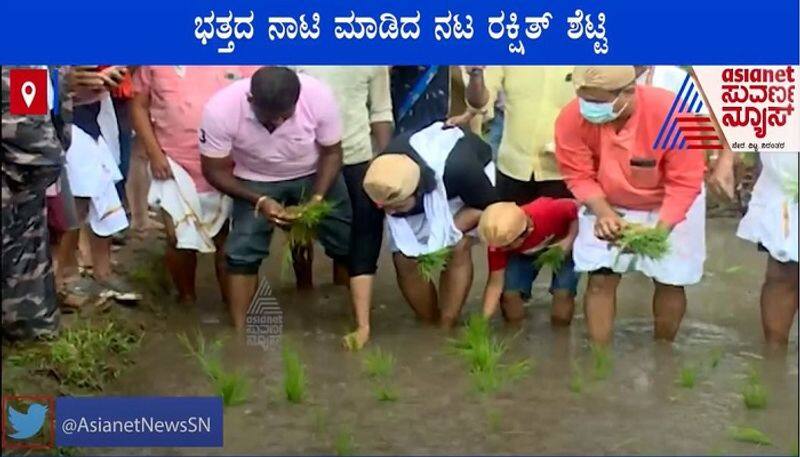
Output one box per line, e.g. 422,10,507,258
312,142,344,199
201,155,262,204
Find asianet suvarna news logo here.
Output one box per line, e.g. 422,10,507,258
681,66,799,152
2,396,223,450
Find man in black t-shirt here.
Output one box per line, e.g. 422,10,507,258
343,122,497,348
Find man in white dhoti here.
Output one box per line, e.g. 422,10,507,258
131,66,256,305
555,66,707,345
737,153,798,348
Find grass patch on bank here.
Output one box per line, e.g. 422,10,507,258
7,321,141,391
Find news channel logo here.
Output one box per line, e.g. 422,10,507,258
245,278,282,350
2,395,55,450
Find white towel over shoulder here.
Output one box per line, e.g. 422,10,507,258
148,157,232,253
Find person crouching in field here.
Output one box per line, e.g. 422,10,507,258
554,66,705,345
359,122,498,334
737,153,798,349
478,199,578,324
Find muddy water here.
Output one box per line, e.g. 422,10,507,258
105,218,798,455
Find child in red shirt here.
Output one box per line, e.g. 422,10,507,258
478,198,579,320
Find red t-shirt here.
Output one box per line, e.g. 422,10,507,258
487,198,578,271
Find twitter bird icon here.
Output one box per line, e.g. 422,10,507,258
7,403,48,440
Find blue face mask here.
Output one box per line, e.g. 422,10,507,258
579,95,625,124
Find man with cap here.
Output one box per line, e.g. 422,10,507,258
555,66,705,345
478,199,579,321
200,66,352,331
359,122,498,333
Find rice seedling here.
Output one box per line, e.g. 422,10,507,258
373,383,399,402
9,322,141,391
569,362,584,394
177,331,249,407
590,343,613,381
416,247,453,282
486,409,502,433
676,364,698,388
470,367,503,394
614,224,670,265
533,245,566,272
282,345,307,404
450,314,491,352
361,348,395,379
723,265,744,274
333,429,356,456
791,438,798,456
729,426,772,446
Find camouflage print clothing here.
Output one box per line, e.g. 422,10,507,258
1,66,73,340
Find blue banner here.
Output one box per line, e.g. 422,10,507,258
0,0,797,64
54,397,223,447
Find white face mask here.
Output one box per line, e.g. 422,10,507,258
578,92,629,124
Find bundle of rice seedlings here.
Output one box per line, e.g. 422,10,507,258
416,247,453,282
614,223,670,264
533,245,566,272
280,199,334,275
729,426,772,446
282,345,307,404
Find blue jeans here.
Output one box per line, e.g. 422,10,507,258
504,251,579,299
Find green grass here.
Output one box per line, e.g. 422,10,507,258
333,429,356,456
533,245,566,272
677,364,698,389
741,367,768,410
8,322,141,391
374,383,399,402
729,426,772,446
177,331,248,407
362,348,396,379
416,247,453,282
590,344,613,380
282,345,307,404
614,224,670,265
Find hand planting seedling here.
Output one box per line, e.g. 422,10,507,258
729,426,772,446
282,344,307,404
416,246,453,282
533,245,566,272
613,223,670,266
177,331,249,407
280,199,334,277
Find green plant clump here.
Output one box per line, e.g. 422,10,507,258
416,247,453,282
533,245,566,272
362,348,396,379
9,322,141,391
281,199,334,276
677,364,698,389
374,384,399,402
590,344,613,381
729,426,772,446
177,332,248,407
282,345,307,404
741,368,768,410
569,362,584,394
614,224,670,264
333,430,356,456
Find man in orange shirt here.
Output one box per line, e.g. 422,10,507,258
555,66,705,345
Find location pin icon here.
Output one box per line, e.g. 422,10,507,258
21,81,37,108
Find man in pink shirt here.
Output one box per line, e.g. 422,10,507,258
555,66,705,345
200,66,351,331
131,66,255,308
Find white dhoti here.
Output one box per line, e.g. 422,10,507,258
573,189,706,286
737,153,798,263
147,157,231,253
65,126,129,236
